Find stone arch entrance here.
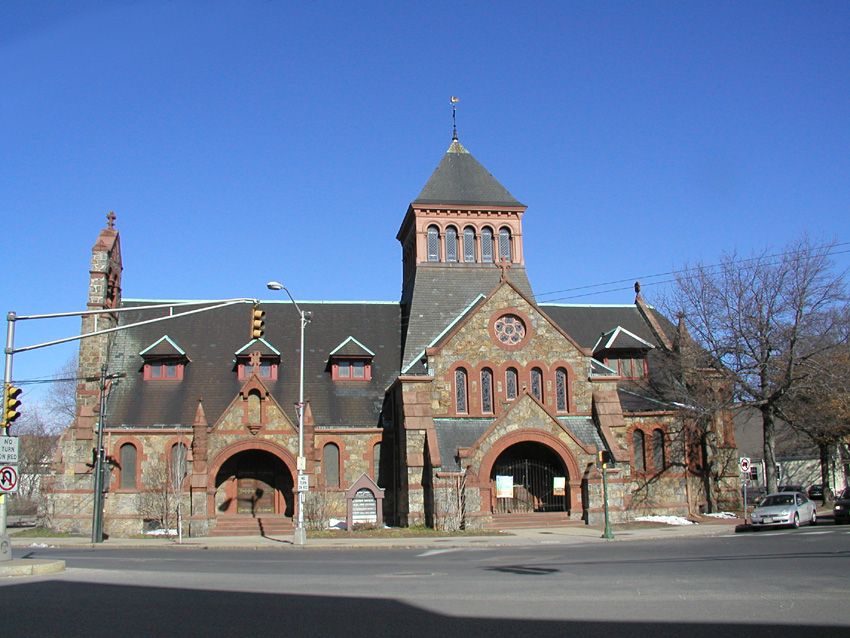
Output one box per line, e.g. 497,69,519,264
490,442,570,513
477,430,582,519
214,449,295,517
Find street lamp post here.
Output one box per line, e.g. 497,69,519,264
267,282,311,546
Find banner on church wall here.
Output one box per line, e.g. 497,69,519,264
495,475,514,498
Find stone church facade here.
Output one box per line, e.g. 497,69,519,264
44,133,740,537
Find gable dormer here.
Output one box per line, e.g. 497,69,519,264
234,338,281,381
140,335,188,380
329,336,375,381
592,326,655,379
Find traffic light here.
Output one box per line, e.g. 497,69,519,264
3,384,22,427
598,450,613,467
250,305,265,339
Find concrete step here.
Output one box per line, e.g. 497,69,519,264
209,515,294,537
484,512,582,530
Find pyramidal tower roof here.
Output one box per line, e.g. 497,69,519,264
413,138,524,208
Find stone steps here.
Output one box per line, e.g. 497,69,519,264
208,515,294,537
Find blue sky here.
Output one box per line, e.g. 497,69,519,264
2,0,849,405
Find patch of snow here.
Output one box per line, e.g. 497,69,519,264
704,511,739,520
28,542,50,548
327,518,347,530
634,515,696,526
144,529,177,536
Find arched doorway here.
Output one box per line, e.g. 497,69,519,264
490,442,569,513
215,449,294,517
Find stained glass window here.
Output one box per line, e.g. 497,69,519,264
455,368,468,413
481,368,493,413
427,225,439,262
506,368,518,400
494,314,526,345
556,368,567,412
463,227,476,262
530,367,543,401
499,227,512,262
481,227,493,263
446,226,458,262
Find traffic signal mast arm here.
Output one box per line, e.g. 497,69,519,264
6,298,259,355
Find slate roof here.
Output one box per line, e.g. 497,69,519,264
413,140,524,208
539,304,663,350
104,299,401,430
401,266,535,372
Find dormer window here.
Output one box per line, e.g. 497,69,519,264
329,336,375,382
145,361,184,380
234,339,282,382
140,336,187,381
592,326,655,380
333,359,371,381
238,358,278,381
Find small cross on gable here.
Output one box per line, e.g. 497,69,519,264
249,350,262,368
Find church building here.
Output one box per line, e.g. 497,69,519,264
45,131,740,537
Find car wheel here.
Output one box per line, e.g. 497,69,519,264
791,512,800,528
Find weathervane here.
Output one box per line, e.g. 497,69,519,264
451,96,459,141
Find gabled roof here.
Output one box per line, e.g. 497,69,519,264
139,335,186,357
401,266,535,372
329,336,375,358
413,139,524,208
235,338,281,357
105,299,402,429
539,304,662,350
592,326,656,353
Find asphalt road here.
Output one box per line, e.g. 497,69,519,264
3,525,848,637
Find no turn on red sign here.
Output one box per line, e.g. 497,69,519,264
739,457,751,474
0,466,18,493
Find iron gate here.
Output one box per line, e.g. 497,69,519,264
492,458,568,513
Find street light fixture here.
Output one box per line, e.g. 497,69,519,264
267,281,311,545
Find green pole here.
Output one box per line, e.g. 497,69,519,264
601,463,614,539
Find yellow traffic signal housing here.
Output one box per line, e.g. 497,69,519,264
251,306,266,339
597,450,613,467
3,384,22,426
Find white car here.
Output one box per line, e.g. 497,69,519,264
749,492,817,529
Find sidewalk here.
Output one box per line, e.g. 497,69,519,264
3,515,742,570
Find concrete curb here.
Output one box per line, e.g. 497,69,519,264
0,559,66,578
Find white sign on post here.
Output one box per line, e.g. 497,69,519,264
739,457,751,474
0,437,18,464
0,466,18,494
297,473,309,492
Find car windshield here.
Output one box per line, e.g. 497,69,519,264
759,494,795,507
841,488,850,499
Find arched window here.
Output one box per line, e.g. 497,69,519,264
445,226,458,262
455,368,468,414
481,368,493,414
481,227,494,263
530,367,543,401
323,443,340,487
505,367,518,400
427,225,440,262
120,443,137,489
463,226,476,262
652,429,666,471
633,430,646,472
171,442,188,490
498,227,512,263
555,368,568,412
373,442,382,485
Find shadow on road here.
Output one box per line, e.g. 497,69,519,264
0,581,846,637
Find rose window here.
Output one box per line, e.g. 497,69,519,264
494,314,526,345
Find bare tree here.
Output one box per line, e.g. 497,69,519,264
667,236,849,494
44,354,78,429
8,407,59,515
777,339,850,499
138,443,189,537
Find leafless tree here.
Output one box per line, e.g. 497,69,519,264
7,407,59,515
434,471,466,531
138,444,189,537
44,354,78,429
777,338,850,499
667,236,849,494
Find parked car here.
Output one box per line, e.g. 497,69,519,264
778,485,805,493
749,492,817,529
833,487,850,525
807,484,824,500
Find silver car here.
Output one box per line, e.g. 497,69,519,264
749,492,817,529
